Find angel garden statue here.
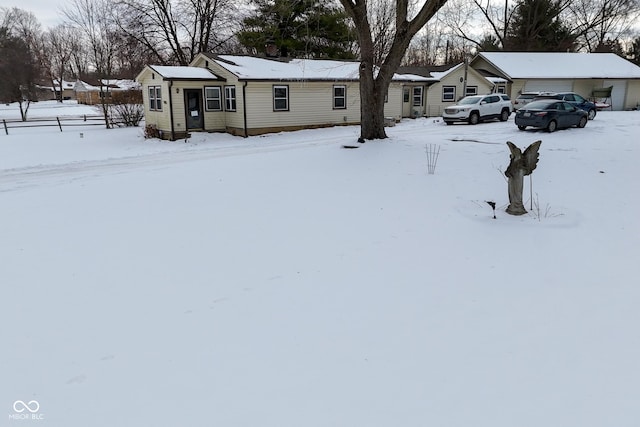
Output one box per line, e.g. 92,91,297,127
504,140,541,215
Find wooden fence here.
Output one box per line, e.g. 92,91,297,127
2,115,108,135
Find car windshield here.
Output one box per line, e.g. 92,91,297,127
518,94,537,99
522,100,554,110
458,96,483,105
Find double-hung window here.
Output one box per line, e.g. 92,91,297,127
412,86,423,106
273,85,289,111
205,86,222,111
442,86,456,102
149,86,162,111
333,85,346,109
465,86,478,96
225,85,236,111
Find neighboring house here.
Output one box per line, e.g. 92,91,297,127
35,80,77,101
396,66,439,118
136,54,432,139
471,52,640,111
75,79,141,105
398,63,501,117
425,63,497,117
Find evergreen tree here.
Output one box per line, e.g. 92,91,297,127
504,0,576,51
237,0,356,59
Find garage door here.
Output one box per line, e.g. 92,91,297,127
524,80,572,93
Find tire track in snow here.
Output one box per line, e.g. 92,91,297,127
0,136,341,192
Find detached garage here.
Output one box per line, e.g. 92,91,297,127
471,52,640,111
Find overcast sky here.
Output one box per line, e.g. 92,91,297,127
5,0,67,28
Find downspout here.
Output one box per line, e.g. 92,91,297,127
242,81,248,138
168,80,176,140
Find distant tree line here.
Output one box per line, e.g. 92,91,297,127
409,0,640,65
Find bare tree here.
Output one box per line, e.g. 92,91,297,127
64,0,120,128
404,10,475,66
0,7,41,45
567,0,640,51
114,0,239,65
339,0,449,140
46,25,76,101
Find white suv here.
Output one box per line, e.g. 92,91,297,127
443,94,513,125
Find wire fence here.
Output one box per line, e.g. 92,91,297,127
1,115,109,135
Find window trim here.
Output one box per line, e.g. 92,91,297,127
148,86,162,111
442,86,456,102
412,86,423,106
333,85,347,110
465,86,478,96
204,86,222,111
224,85,236,111
273,85,289,111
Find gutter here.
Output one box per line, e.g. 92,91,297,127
242,81,248,138
168,80,175,140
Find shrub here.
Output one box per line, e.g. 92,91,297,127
108,90,144,127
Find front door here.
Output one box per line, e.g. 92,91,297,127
185,89,204,130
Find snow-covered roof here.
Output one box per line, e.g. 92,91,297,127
429,63,463,80
477,52,640,79
52,80,76,89
211,55,432,82
102,79,141,90
149,65,219,80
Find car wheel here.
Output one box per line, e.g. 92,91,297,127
500,109,510,121
578,116,587,128
469,112,479,125
517,125,526,131
588,109,596,120
547,120,557,132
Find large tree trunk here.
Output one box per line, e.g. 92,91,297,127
358,61,388,139
340,0,449,141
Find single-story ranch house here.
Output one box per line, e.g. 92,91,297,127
136,54,432,139
398,63,500,117
471,52,640,111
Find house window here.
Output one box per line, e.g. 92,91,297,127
465,86,478,96
273,85,289,111
403,87,410,103
205,86,222,111
333,85,346,109
496,85,506,94
224,85,236,111
442,86,456,102
412,86,423,106
149,86,162,111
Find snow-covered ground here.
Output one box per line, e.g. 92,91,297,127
2,101,639,426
